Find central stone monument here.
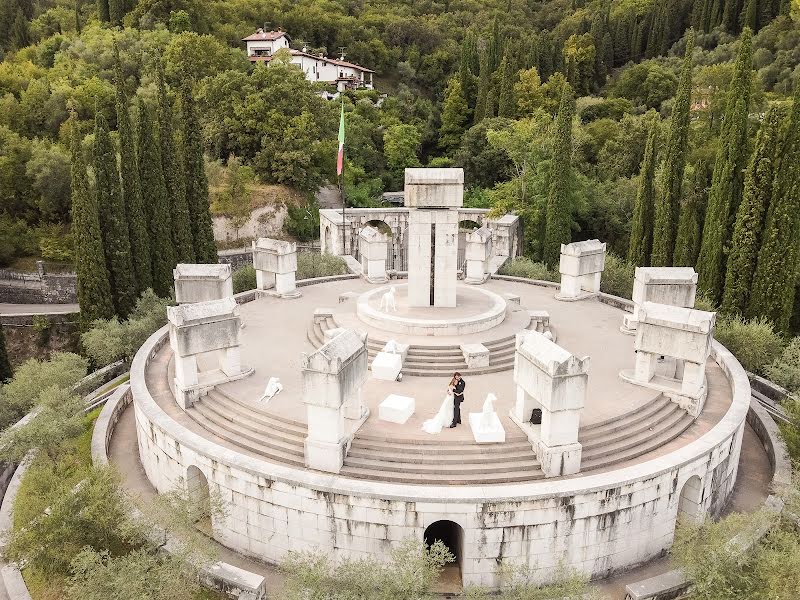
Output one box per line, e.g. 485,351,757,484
405,168,463,307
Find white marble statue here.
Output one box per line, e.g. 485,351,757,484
260,377,283,402
379,286,397,313
422,390,454,434
468,392,506,443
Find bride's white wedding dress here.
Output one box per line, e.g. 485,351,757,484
422,390,454,434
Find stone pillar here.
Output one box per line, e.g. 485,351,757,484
510,331,589,477
405,168,463,307
464,227,492,284
173,264,234,304
301,329,368,473
252,238,300,298
358,226,389,284
556,240,606,301
167,298,244,409
621,302,715,417
622,267,698,334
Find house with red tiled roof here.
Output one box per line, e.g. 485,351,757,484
242,29,374,91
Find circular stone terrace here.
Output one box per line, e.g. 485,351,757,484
132,276,749,587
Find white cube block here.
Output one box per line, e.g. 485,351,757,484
379,394,415,424
460,343,490,369
371,351,402,381
468,412,506,443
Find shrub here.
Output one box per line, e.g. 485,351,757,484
599,253,635,299
232,265,256,294
498,257,558,281
37,223,74,263
296,252,348,280
764,337,800,395
714,315,784,375
284,198,320,241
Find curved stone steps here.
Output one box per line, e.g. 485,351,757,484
336,464,547,485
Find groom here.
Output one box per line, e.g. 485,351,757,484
449,372,466,428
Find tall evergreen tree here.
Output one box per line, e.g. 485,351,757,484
458,31,478,110
628,114,659,267
438,78,469,155
94,111,136,317
179,83,217,263
651,30,695,267
70,117,114,327
673,161,709,267
74,0,81,34
11,8,29,48
157,61,194,263
114,43,151,294
543,86,575,268
722,106,783,315
96,0,109,22
748,83,800,330
497,50,516,118
108,0,124,24
138,102,176,297
0,323,12,383
487,16,502,73
473,49,490,125
696,28,753,301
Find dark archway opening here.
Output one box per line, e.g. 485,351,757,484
424,520,463,593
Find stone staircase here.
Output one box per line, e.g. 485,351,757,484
307,314,539,377
185,390,695,485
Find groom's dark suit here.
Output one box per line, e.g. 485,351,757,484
450,379,466,427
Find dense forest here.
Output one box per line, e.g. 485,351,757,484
1,0,799,328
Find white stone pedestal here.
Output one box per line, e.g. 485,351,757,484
379,394,415,424
253,238,301,299
468,412,506,443
621,267,698,335
464,227,492,284
371,352,402,381
460,343,489,369
359,226,389,284
173,263,233,304
556,240,606,301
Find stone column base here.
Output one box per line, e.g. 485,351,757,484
304,438,346,473
620,314,637,335
536,441,582,477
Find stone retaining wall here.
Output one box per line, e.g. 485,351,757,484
0,275,77,304
131,281,751,588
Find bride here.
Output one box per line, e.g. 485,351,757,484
422,379,455,434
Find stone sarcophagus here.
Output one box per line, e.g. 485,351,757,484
253,238,300,298
464,226,492,284
173,263,234,304
301,329,368,473
511,330,589,477
557,240,606,301
358,226,389,284
622,267,698,334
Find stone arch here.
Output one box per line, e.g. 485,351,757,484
678,475,705,523
424,519,464,588
186,465,212,533
458,219,481,231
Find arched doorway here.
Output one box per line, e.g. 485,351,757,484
186,465,212,535
424,520,464,592
678,475,705,524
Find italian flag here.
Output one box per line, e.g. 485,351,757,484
336,100,345,176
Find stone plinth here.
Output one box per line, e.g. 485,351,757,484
378,394,415,424
371,351,402,381
167,298,243,409
511,331,589,477
173,263,233,304
621,302,715,416
358,226,389,284
460,343,489,369
405,168,463,308
253,238,300,298
622,267,698,334
556,240,606,301
301,329,368,473
464,227,492,284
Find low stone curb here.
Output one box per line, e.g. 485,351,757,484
0,456,32,600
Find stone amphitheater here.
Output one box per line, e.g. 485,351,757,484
127,169,756,592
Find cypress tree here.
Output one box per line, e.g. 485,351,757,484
473,49,490,125
96,0,109,22
70,117,114,327
673,162,709,267
741,0,757,31
179,83,217,263
543,86,575,268
0,323,12,383
458,31,478,110
114,43,151,294
628,114,659,267
94,111,136,317
488,16,502,73
75,0,81,33
438,78,469,155
139,102,176,297
748,84,800,330
157,61,194,263
11,8,29,48
497,50,516,118
651,30,695,267
722,105,783,315
108,0,124,25
696,28,753,301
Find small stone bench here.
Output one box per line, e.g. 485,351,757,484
379,394,415,424
460,343,489,369
624,569,690,600
199,562,267,600
503,292,521,305
313,307,335,323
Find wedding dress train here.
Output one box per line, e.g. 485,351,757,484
422,392,455,434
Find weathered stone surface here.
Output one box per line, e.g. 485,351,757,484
460,343,490,368
378,394,415,424
465,227,493,284
558,240,606,300
358,226,389,283
404,168,464,209
174,263,234,304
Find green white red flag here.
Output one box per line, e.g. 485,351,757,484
337,100,345,176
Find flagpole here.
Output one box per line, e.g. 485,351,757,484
340,165,345,256
337,98,346,256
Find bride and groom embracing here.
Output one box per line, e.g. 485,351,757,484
422,372,466,434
